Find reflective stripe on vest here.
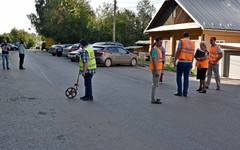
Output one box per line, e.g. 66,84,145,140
177,38,195,61
79,46,97,70
209,45,220,63
149,46,163,70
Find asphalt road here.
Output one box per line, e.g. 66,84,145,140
0,50,240,150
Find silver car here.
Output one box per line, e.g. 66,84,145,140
68,48,82,62
93,45,137,67
62,45,73,57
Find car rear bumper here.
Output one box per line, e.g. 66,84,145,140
95,57,105,64
48,50,56,54
68,54,78,59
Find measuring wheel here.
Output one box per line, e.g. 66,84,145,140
65,87,77,99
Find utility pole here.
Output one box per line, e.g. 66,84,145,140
113,0,116,42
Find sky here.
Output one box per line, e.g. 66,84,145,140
0,0,164,34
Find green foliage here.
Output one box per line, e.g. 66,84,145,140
28,0,156,46
0,28,38,48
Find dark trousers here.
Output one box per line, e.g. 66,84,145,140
84,73,94,99
19,54,25,68
176,62,192,96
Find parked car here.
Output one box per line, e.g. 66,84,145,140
68,48,82,62
67,43,80,57
35,45,40,49
92,42,124,48
93,45,137,67
62,45,72,57
56,44,72,57
48,45,59,56
8,43,18,51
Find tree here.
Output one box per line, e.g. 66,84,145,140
0,28,39,48
136,0,156,40
28,0,94,43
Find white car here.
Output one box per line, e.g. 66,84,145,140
68,48,82,62
62,45,72,57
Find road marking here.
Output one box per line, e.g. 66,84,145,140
27,51,54,86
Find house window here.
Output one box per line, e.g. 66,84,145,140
216,40,225,43
173,9,176,18
164,40,168,54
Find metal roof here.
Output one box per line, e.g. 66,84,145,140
176,0,240,31
145,0,240,32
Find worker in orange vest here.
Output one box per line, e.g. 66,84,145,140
150,37,163,104
174,32,195,97
206,37,223,90
195,41,209,93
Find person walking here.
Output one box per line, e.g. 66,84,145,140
18,38,27,70
206,37,223,90
150,37,163,104
79,39,97,101
174,32,195,97
1,39,10,70
195,41,209,93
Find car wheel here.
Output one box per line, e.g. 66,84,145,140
57,53,62,57
130,58,137,66
104,58,112,67
52,53,56,56
70,58,75,62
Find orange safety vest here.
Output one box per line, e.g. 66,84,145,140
209,45,220,63
196,49,209,69
177,38,195,61
149,46,163,70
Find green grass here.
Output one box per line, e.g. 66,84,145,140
138,58,197,75
138,58,150,64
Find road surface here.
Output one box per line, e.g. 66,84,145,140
0,50,240,150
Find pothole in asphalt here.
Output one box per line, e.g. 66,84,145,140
38,111,47,115
56,134,65,140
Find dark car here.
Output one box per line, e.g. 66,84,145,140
56,44,72,57
92,42,124,48
41,42,46,51
93,45,137,67
7,43,18,51
48,45,59,56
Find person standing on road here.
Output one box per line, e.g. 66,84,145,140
174,32,195,97
79,39,97,101
195,41,209,93
206,37,223,90
152,42,165,83
18,38,27,70
1,39,10,70
150,37,163,104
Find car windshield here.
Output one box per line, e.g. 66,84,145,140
93,47,104,51
62,44,71,48
72,44,79,48
51,45,58,48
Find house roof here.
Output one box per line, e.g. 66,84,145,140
218,43,240,50
135,40,150,45
145,22,200,33
145,0,240,33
